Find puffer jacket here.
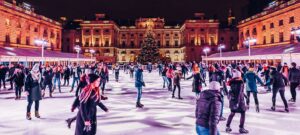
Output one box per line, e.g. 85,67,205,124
228,78,247,112
196,90,222,135
289,67,300,83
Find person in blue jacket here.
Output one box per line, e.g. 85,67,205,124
135,65,145,108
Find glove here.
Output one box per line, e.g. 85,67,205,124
83,125,92,132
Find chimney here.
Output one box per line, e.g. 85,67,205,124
95,14,106,21
194,13,205,20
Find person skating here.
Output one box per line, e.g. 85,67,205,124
53,66,62,93
266,67,289,112
0,64,8,90
135,65,145,108
166,65,174,91
162,65,169,89
74,74,108,135
42,66,54,97
129,63,135,78
172,70,182,99
70,63,82,92
63,65,71,86
99,65,109,95
288,62,300,102
8,64,15,90
114,64,120,82
244,67,264,113
6,67,25,100
226,69,249,134
25,64,43,120
187,64,205,97
195,81,222,135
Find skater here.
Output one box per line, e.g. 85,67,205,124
70,63,82,92
53,66,62,93
162,65,169,89
99,65,109,95
129,63,135,78
244,67,264,113
288,62,300,102
266,67,289,112
187,64,205,97
75,74,108,135
0,64,8,90
8,64,15,90
25,64,43,120
226,69,249,134
195,81,222,135
114,64,120,82
166,65,174,91
135,65,145,108
7,67,25,100
63,65,71,86
172,70,182,99
42,66,54,97
158,63,163,76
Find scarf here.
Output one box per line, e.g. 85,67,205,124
79,82,101,103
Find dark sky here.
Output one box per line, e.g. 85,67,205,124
18,0,254,23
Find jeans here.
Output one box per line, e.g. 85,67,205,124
162,76,169,88
272,87,288,108
53,77,61,92
172,85,181,98
27,100,39,113
290,82,299,101
71,77,79,89
196,125,220,135
15,85,22,97
136,87,142,103
0,77,5,88
115,72,119,81
44,83,53,93
226,111,245,128
246,91,259,106
63,78,69,86
167,77,172,91
100,80,106,94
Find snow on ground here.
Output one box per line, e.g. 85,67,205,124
0,70,300,135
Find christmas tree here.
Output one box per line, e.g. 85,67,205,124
137,32,160,64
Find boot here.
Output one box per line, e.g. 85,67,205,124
178,97,183,100
35,111,41,118
26,112,32,120
225,127,232,133
256,104,260,113
288,98,295,102
271,106,275,111
285,108,289,112
139,102,144,108
239,128,249,134
50,92,53,98
69,88,73,93
66,118,74,129
172,95,175,98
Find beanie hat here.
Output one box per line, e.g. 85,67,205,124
232,69,242,78
209,81,220,91
88,74,100,83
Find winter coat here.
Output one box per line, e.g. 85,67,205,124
7,72,25,87
244,71,263,93
43,70,54,85
64,68,71,79
289,67,300,83
99,70,109,82
228,78,247,112
196,90,222,135
0,67,7,78
173,74,181,86
72,67,82,78
187,73,204,93
25,74,42,101
75,90,108,135
267,71,287,90
135,69,144,88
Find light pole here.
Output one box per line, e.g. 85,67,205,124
218,44,225,64
74,45,81,64
89,49,95,61
203,47,210,66
34,39,48,65
243,38,257,63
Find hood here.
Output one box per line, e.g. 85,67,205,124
201,90,221,101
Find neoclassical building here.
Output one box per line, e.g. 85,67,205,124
0,0,62,51
74,13,221,63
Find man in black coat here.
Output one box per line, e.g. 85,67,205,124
8,64,15,90
195,81,222,135
0,65,8,89
267,67,289,112
288,62,300,102
43,67,54,97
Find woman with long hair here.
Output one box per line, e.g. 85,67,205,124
75,74,108,135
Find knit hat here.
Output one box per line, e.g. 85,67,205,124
209,81,220,91
88,74,100,83
232,69,242,78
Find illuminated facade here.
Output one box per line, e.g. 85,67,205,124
0,0,62,51
238,0,300,49
78,13,220,63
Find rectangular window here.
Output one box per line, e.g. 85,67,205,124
289,16,295,23
279,32,284,42
279,20,284,26
252,28,257,35
270,23,274,29
175,40,179,47
262,25,266,31
201,37,205,45
26,36,30,45
16,36,21,44
263,36,266,44
271,34,274,43
122,41,126,47
157,40,161,47
5,35,10,43
105,39,109,46
130,41,134,48
95,38,100,46
166,40,170,47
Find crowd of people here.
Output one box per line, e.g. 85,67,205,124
0,60,300,135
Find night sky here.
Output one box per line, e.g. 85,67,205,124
16,0,271,24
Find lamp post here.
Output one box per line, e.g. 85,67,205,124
34,39,48,65
243,38,257,63
89,49,95,61
203,47,210,65
74,45,81,64
218,44,225,64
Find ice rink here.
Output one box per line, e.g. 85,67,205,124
0,70,300,135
